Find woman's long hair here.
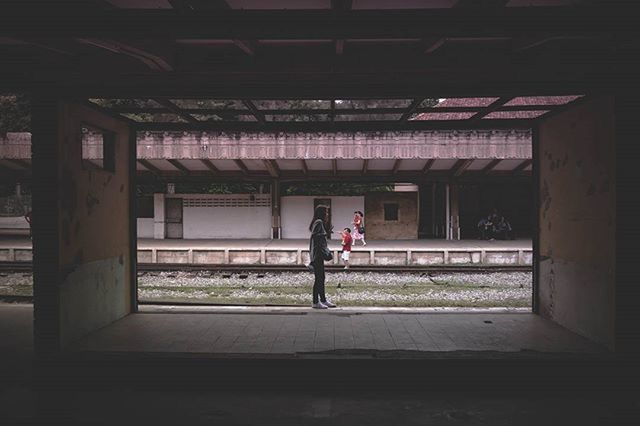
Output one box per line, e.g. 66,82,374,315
309,205,328,231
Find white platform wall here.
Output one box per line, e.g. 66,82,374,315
0,216,28,229
137,218,154,238
183,207,271,239
281,196,365,239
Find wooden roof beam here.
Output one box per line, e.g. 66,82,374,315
332,0,352,55
301,160,309,176
332,159,338,176
423,38,446,54
167,159,190,175
400,98,425,122
482,159,502,175
422,159,435,174
234,159,250,175
200,159,219,174
361,159,369,176
453,0,509,9
138,159,162,175
76,38,173,71
513,159,533,174
242,100,266,124
5,159,30,170
264,160,280,178
170,0,257,56
469,97,513,121
452,159,473,177
392,159,402,175
152,98,199,123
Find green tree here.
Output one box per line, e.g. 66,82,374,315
0,94,30,135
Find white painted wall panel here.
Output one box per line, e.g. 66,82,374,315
0,216,29,229
182,206,271,238
281,196,364,239
137,218,154,238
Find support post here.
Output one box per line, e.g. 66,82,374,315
445,183,451,240
450,181,460,240
271,179,281,239
153,193,166,239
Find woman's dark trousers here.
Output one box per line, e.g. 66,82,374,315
312,258,326,304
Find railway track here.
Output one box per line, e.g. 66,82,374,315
0,262,531,274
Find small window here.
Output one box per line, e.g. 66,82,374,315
384,203,399,221
82,126,116,173
137,196,154,218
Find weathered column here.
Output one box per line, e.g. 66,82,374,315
271,179,281,239
31,96,62,355
153,193,166,239
31,98,135,354
449,182,461,240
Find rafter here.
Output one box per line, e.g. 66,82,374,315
422,159,435,174
482,159,502,175
242,100,266,124
200,159,219,174
76,38,173,71
332,0,352,55
392,159,402,175
138,159,162,175
469,97,513,121
423,38,446,54
451,159,473,177
513,159,533,174
301,160,309,176
170,0,257,56
152,98,199,123
167,159,190,175
361,159,369,176
234,159,250,175
264,160,280,178
400,98,425,122
4,159,30,170
332,159,338,176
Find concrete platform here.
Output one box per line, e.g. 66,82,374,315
72,307,600,356
1,303,634,426
0,237,533,266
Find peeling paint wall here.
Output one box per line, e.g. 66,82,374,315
56,103,132,348
365,192,418,240
538,97,615,349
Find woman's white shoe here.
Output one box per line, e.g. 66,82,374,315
312,302,328,309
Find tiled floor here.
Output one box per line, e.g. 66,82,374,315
72,307,603,357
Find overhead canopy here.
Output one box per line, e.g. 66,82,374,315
0,0,636,104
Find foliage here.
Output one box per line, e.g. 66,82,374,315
174,182,267,194
283,182,393,196
0,94,30,135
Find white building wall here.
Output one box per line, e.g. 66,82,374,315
182,206,271,239
137,218,154,238
0,216,29,229
281,196,365,239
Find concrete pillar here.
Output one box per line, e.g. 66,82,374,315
449,182,460,240
31,98,134,354
153,193,166,239
445,183,451,240
271,179,281,239
538,96,615,349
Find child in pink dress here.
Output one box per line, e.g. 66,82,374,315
352,211,366,246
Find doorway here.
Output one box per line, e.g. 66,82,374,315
165,198,183,239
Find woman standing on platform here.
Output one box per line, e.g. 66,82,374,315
308,205,337,309
352,210,366,246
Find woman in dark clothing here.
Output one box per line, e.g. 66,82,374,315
308,205,337,309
